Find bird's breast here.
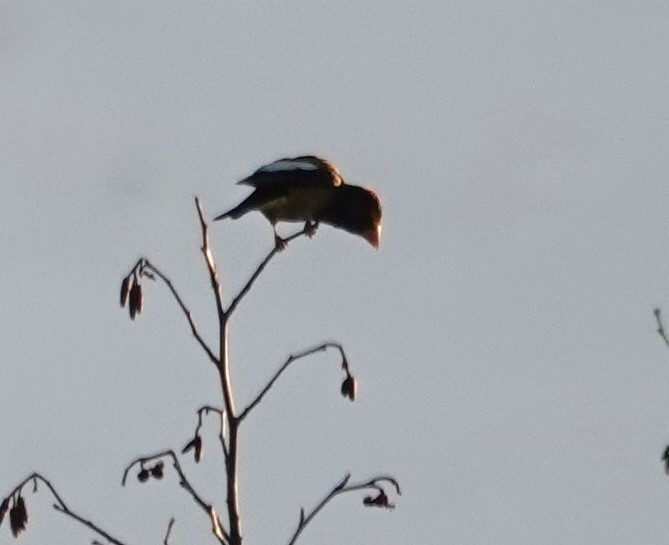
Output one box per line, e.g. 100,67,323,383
260,186,334,222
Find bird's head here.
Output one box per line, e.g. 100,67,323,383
324,186,383,248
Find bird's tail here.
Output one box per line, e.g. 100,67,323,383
213,204,247,221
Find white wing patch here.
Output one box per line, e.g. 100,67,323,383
259,158,320,173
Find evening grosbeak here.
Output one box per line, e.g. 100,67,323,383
214,155,382,249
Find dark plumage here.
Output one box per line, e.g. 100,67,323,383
214,156,382,248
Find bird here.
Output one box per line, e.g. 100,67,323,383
213,155,382,249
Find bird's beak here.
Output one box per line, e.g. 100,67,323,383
362,224,381,249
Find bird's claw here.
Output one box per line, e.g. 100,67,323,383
274,234,288,251
304,221,319,238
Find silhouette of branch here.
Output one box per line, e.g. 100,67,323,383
225,226,311,318
182,406,227,462
287,474,401,545
239,342,348,421
113,197,397,545
194,405,229,459
654,308,669,348
195,197,225,323
196,198,241,542
1,472,127,545
122,450,229,544
126,257,218,367
163,517,175,545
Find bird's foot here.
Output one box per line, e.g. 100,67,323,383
274,234,288,251
304,220,319,238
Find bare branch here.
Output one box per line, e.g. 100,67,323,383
195,197,226,323
225,226,312,318
287,474,400,545
344,475,402,497
2,472,127,545
654,308,669,348
163,517,175,545
130,258,219,367
210,505,227,543
183,406,227,462
194,405,226,438
121,450,229,544
195,197,243,541
196,405,229,459
197,405,225,417
239,342,348,421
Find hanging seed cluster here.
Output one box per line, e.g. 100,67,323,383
0,495,28,537
120,272,143,319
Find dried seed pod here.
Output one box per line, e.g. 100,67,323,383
182,435,203,463
9,496,28,537
120,275,133,308
150,461,164,479
363,490,393,509
340,375,356,401
137,468,150,483
373,490,389,507
0,497,9,526
194,437,204,463
129,282,143,320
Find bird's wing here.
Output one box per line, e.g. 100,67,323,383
238,156,344,189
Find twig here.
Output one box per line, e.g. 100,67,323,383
194,405,228,458
225,226,312,318
195,198,226,324
654,308,669,348
239,342,348,421
163,517,175,545
287,474,401,545
210,505,227,543
2,472,127,545
197,405,225,417
195,405,225,436
121,450,229,544
133,257,219,368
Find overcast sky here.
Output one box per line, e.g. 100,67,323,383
2,1,669,544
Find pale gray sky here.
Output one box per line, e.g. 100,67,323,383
2,1,669,544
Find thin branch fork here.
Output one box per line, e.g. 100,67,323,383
126,257,219,368
122,450,229,544
194,405,226,437
287,474,401,545
185,406,227,460
225,225,312,318
195,405,229,459
194,199,312,545
239,342,348,421
2,472,127,545
195,198,242,543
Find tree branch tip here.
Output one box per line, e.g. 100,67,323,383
197,405,224,415
367,475,401,495
163,517,176,545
